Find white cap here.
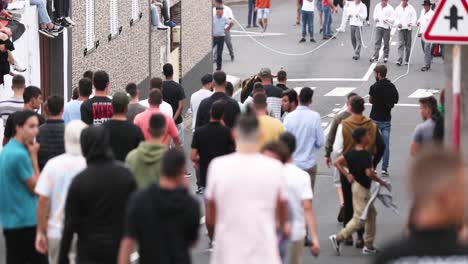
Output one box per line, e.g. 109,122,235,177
65,120,88,156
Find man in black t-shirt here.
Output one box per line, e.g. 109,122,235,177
3,85,44,146
103,92,144,161
118,149,200,264
191,101,235,194
259,68,282,119
368,65,398,177
80,70,113,125
196,71,240,129
161,63,186,144
374,148,468,264
330,127,388,256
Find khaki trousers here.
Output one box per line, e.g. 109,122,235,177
288,239,304,264
338,182,377,248
305,166,317,191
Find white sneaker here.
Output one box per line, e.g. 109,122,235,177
157,23,169,30
362,246,379,255
12,63,26,72
329,235,341,256
336,27,345,33
64,17,76,26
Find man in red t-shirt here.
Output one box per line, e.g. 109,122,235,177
255,0,271,34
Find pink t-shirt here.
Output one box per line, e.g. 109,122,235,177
206,153,287,264
322,0,330,6
133,107,178,144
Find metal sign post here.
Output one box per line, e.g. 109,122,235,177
452,45,461,150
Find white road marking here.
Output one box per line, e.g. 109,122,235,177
408,89,439,98
325,87,356,97
288,77,364,82
365,103,419,107
231,33,286,38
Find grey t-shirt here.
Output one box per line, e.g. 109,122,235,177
127,103,147,123
412,119,435,145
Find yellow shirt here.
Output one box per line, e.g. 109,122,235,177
258,115,285,149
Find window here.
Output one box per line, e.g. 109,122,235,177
110,0,119,39
85,0,95,52
131,0,140,22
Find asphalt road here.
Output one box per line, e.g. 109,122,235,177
0,0,446,263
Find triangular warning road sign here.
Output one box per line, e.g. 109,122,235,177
424,0,468,44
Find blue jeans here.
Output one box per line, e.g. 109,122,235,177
176,123,185,146
374,120,391,170
30,0,52,24
150,4,161,26
301,10,314,38
323,5,332,37
248,0,257,26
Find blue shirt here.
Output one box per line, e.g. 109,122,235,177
213,14,229,37
0,139,37,229
283,106,325,170
63,100,83,124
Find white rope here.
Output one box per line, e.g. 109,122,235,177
232,18,338,56
392,26,420,84
359,25,369,49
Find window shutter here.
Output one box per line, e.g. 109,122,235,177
85,0,95,50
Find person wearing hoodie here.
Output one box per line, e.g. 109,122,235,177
126,113,168,188
191,101,235,195
333,95,385,248
58,126,137,264
118,148,201,264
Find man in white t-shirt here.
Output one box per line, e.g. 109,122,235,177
262,133,320,264
190,74,213,132
34,120,88,264
139,77,174,117
417,0,435,72
299,0,316,43
213,0,235,61
205,114,288,264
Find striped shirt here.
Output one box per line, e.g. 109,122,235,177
0,97,23,127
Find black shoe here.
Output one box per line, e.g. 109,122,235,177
320,28,323,33
253,24,259,28
421,65,430,72
55,17,71,27
396,59,402,66
304,236,312,247
369,57,376,62
246,24,251,28
337,206,344,223
231,55,235,62
345,237,354,246
384,57,388,63
299,38,306,43
323,36,330,40
196,187,204,195
310,38,316,43
356,238,364,249
352,55,359,60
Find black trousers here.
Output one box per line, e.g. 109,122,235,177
3,226,48,264
362,0,370,20
340,173,364,238
213,36,225,71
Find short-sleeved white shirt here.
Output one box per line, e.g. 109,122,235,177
140,99,174,118
302,0,315,12
35,153,86,238
284,163,313,241
206,153,287,264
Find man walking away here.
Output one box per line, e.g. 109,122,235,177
330,127,389,256
162,63,186,145
276,70,289,91
0,74,25,127
394,0,416,66
325,93,358,221
283,87,325,191
35,120,88,264
3,86,44,146
125,82,147,123
195,71,240,129
300,0,316,43
80,70,113,125
205,113,288,264
337,0,353,33
362,0,370,25
59,126,137,264
213,8,234,71
214,0,235,62
254,93,284,148
134,89,180,145
259,67,282,119
190,74,213,132
417,0,434,72
247,0,258,28
410,96,439,156
191,101,235,194
0,111,47,264
63,78,92,124
322,0,337,39
256,0,271,34
348,0,367,60
37,95,65,171
118,149,200,264
369,65,398,177
370,0,394,63
126,114,168,188
104,92,144,162
374,148,468,263
148,77,174,117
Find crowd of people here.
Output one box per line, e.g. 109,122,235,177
0,57,462,264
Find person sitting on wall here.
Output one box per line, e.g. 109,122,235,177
151,0,176,30
29,0,64,38
0,39,26,86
